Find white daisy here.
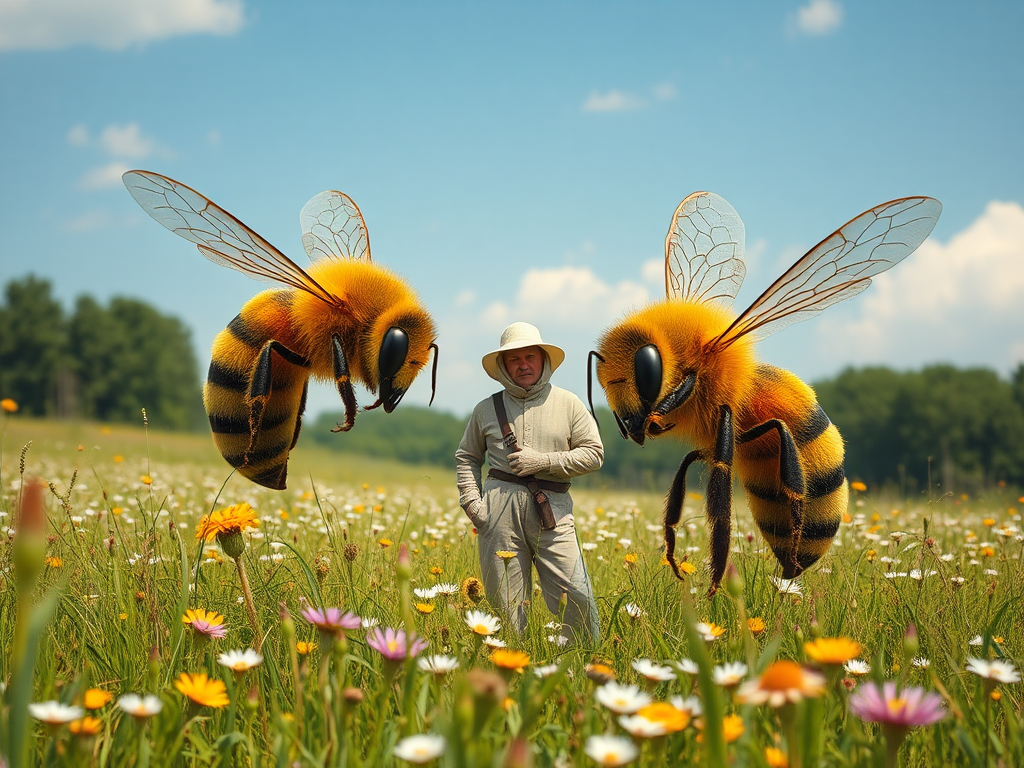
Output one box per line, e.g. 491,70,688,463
118,694,163,719
465,610,501,636
594,681,652,714
844,659,871,676
966,658,1020,684
533,663,560,678
434,582,460,596
417,655,460,676
771,576,803,596
618,714,667,738
670,695,702,717
675,658,700,675
712,661,748,687
28,701,84,724
631,658,676,682
483,637,507,649
393,733,446,763
584,734,639,766
414,587,439,600
624,603,646,619
217,648,263,672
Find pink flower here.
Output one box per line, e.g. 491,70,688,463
849,681,946,728
301,607,361,634
367,627,428,661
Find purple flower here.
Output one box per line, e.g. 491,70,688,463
849,681,946,727
367,627,428,661
301,607,361,634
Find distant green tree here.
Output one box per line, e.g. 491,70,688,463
305,406,468,467
0,276,68,416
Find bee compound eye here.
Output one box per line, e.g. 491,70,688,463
379,327,409,380
634,344,662,408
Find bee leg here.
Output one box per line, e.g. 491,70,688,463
706,405,735,597
289,379,309,451
246,341,311,465
738,419,807,577
664,449,704,581
330,334,358,433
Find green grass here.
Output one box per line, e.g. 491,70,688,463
0,415,1021,767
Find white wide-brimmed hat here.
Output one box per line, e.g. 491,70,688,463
482,322,565,381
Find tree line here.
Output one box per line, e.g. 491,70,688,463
307,364,1024,493
0,276,205,431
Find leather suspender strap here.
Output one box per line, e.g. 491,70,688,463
491,392,558,531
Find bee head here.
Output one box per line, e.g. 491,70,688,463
365,300,438,412
592,304,707,445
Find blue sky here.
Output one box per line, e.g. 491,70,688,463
1,0,1022,419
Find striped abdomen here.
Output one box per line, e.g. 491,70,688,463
735,364,848,577
203,290,309,490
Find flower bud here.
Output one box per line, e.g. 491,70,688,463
725,564,743,599
903,623,919,660
396,543,412,581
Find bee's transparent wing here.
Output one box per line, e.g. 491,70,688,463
665,191,746,306
123,171,343,307
300,190,372,263
708,196,942,351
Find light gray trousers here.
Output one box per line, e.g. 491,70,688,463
472,476,600,645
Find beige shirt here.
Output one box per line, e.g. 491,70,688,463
455,358,604,512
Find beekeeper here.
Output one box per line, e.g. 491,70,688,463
455,322,603,644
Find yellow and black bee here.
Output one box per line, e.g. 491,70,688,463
590,192,940,593
124,171,438,490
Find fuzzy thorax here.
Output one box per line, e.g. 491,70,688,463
597,300,757,446
290,260,435,388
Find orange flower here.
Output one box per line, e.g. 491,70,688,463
636,702,689,732
174,672,229,708
379,538,393,548
748,617,766,635
850,481,867,492
677,561,697,575
1,398,18,413
69,717,103,736
624,553,638,566
805,637,863,666
84,689,112,709
737,661,825,707
140,475,153,485
491,649,530,673
296,641,317,655
416,602,434,614
195,503,258,541
765,747,789,767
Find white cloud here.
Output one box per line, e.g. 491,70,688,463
67,124,89,146
582,89,645,113
78,161,131,190
206,129,222,145
653,82,677,101
794,0,843,36
0,0,245,52
454,290,475,307
62,210,112,232
99,123,154,158
814,200,1024,374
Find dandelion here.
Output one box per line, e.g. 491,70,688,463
748,617,766,635
44,555,62,568
491,649,530,673
623,552,638,566
632,658,676,682
367,627,429,661
183,608,227,639
765,747,789,768
584,734,639,766
712,661,748,687
69,717,103,736
379,538,393,548
465,609,501,636
736,660,826,707
418,655,460,676
594,681,652,714
850,481,867,492
1,398,18,413
301,606,361,635
966,658,1020,684
28,701,84,724
83,688,112,709
416,602,435,614
804,637,863,666
393,733,446,763
174,672,229,708
117,694,163,719
217,648,263,673
296,641,317,655
496,550,516,560
195,502,259,543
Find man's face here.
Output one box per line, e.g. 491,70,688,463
502,346,545,388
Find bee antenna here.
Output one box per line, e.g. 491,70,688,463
587,350,605,427
428,343,439,407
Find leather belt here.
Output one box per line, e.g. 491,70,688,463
487,468,570,495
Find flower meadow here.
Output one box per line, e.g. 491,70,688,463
0,416,1022,767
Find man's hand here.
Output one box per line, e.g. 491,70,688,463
464,499,483,523
508,446,550,476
